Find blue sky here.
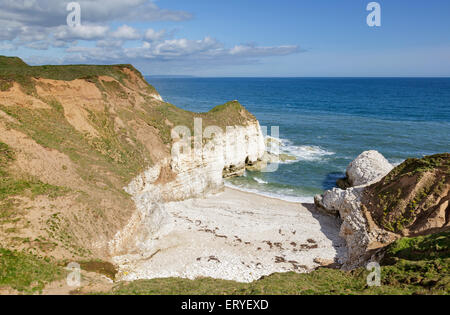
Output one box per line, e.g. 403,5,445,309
1,0,449,76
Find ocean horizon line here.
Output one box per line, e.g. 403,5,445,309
145,75,450,79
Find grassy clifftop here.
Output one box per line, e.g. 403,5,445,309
0,56,157,95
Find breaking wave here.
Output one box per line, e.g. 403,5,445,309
266,136,335,163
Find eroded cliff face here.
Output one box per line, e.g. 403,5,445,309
315,151,450,270
0,56,266,262
110,121,266,256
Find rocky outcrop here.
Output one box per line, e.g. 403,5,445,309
314,150,396,268
127,122,265,201
246,152,280,172
315,184,398,269
315,151,450,269
245,137,297,172
345,150,394,187
110,121,266,255
315,150,393,216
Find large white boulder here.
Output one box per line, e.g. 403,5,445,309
346,150,393,187
314,150,397,269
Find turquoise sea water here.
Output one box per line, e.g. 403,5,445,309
147,77,450,202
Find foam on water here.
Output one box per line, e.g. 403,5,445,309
267,136,335,163
226,136,336,202
281,142,335,162
253,177,268,184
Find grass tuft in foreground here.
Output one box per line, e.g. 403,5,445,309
0,248,64,294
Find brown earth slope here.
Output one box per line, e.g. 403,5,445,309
363,153,450,237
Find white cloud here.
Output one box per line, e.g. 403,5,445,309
60,36,301,69
230,44,301,57
0,0,192,27
54,24,110,41
0,21,22,40
144,28,167,42
151,37,223,57
0,0,302,73
111,25,141,40
0,0,192,49
96,39,124,48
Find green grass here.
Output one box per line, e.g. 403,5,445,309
206,100,256,127
0,141,68,223
136,100,258,145
106,265,448,295
0,248,64,294
0,79,13,91
0,177,68,201
107,270,366,295
0,101,150,190
370,153,449,233
383,153,450,185
0,56,28,67
0,141,68,201
383,231,450,261
0,141,14,175
0,55,157,95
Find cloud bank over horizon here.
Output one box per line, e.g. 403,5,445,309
2,1,449,77
0,0,301,74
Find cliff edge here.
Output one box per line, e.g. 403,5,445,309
316,151,449,269
0,56,265,262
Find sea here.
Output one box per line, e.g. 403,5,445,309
147,77,450,203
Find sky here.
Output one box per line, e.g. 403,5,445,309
0,0,449,77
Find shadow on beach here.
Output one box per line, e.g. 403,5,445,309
303,203,347,264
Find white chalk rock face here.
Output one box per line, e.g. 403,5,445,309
314,150,397,269
110,121,266,256
151,93,164,102
319,187,370,269
346,150,394,186
315,185,395,269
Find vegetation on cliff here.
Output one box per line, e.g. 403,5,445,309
0,56,447,295
0,56,158,96
0,56,261,273
1,141,68,225
0,248,64,294
364,153,449,235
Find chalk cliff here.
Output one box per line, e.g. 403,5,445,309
315,151,450,269
110,122,266,255
0,56,266,261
